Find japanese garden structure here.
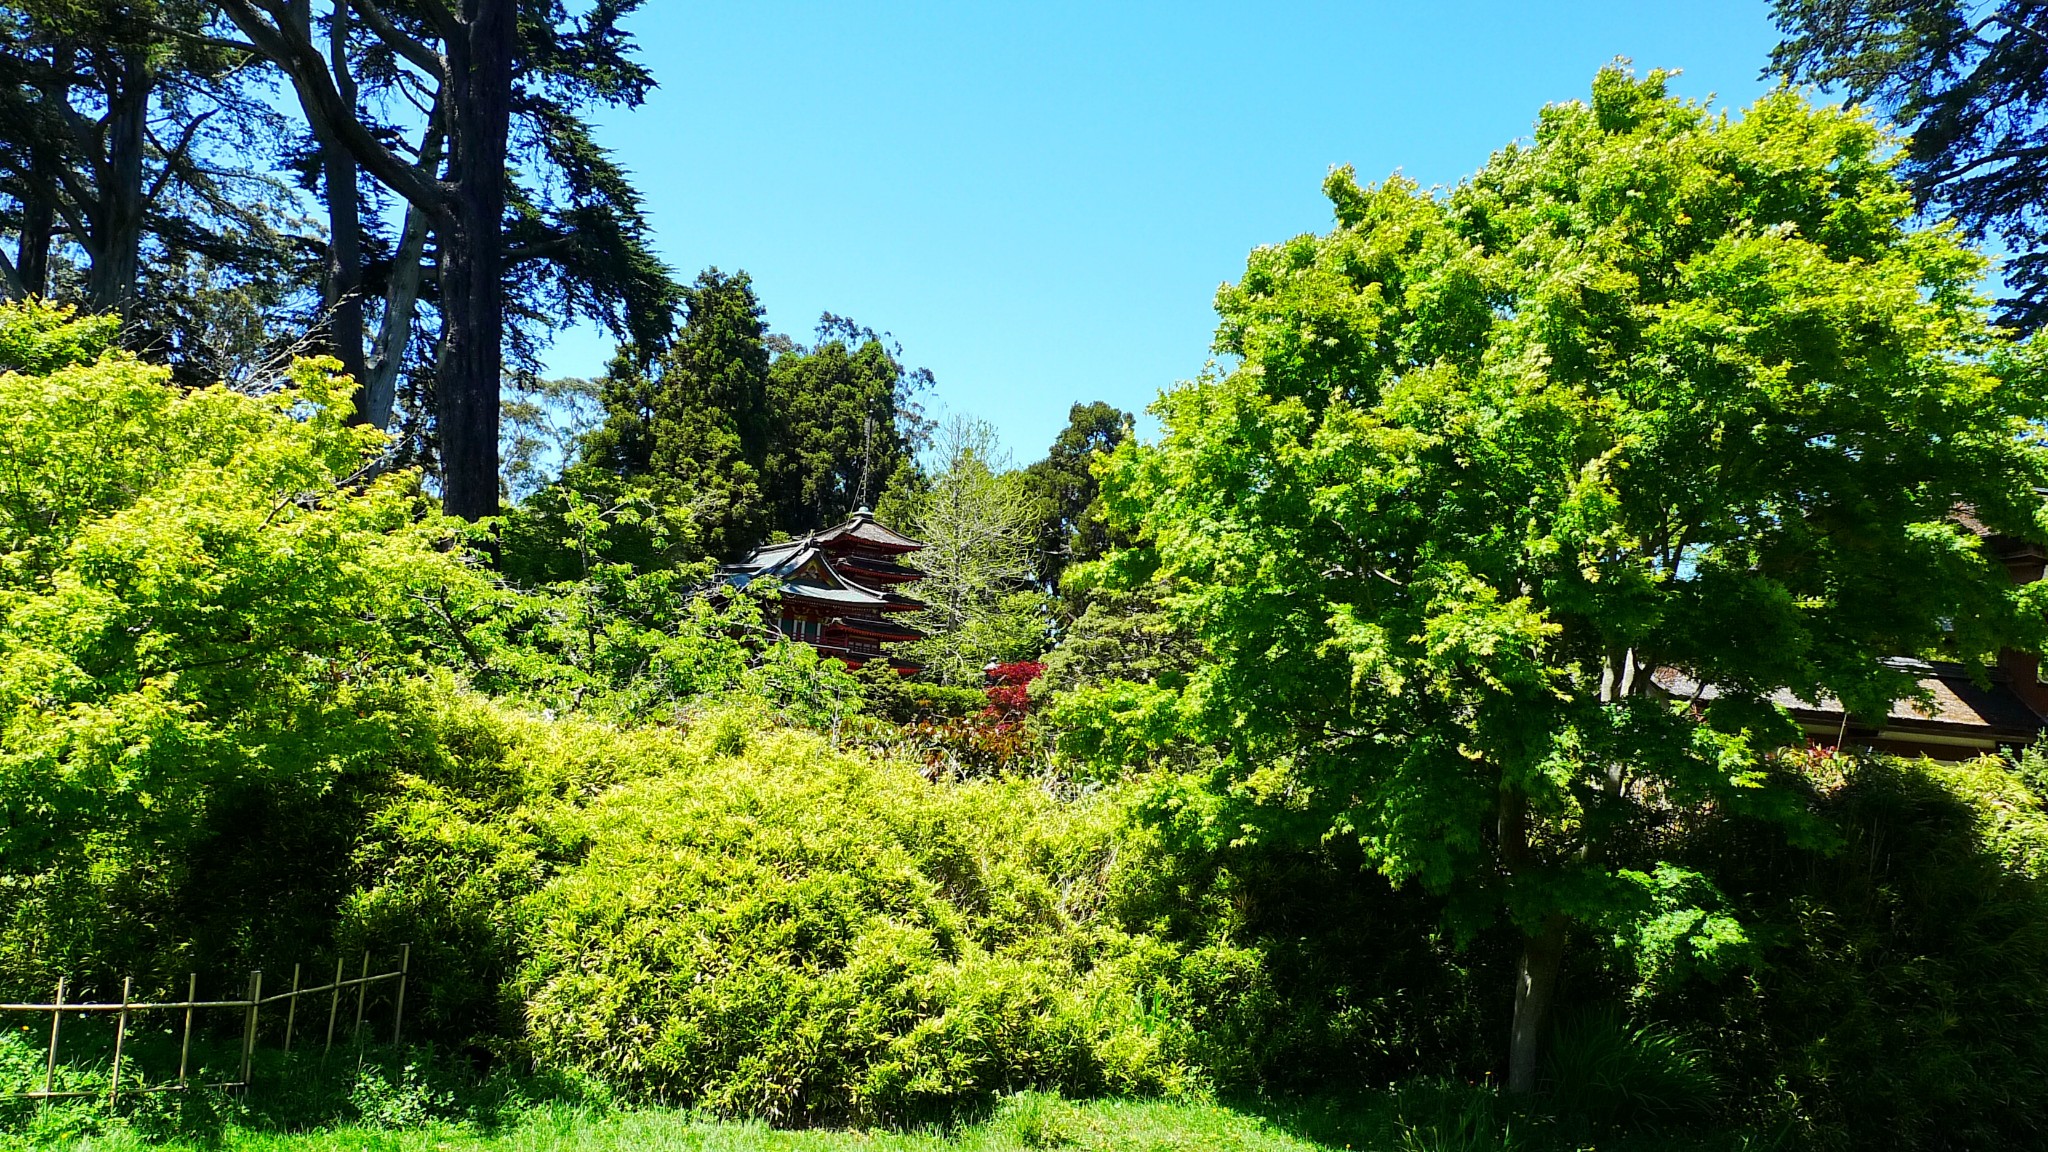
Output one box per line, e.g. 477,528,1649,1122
719,508,929,674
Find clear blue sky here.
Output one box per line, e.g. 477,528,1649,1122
542,1,1786,458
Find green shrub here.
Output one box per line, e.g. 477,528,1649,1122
1543,1009,1717,1130
514,717,1200,1124
1642,753,2048,1150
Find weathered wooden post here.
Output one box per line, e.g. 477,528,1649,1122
283,963,301,1053
323,955,343,1064
177,973,196,1089
41,977,64,1099
351,950,368,1039
107,977,131,1106
239,970,262,1089
391,944,411,1047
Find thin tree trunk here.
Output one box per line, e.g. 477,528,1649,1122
435,0,515,519
87,52,150,319
363,203,429,431
1508,913,1568,1095
319,0,369,400
1497,784,1568,1095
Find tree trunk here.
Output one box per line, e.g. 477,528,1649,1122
363,204,430,431
434,0,516,520
17,162,52,297
1507,912,1568,1094
317,0,369,401
86,52,150,319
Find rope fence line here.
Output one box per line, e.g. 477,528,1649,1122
1,945,409,1105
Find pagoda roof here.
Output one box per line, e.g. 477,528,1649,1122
812,507,925,554
719,540,923,612
825,615,924,642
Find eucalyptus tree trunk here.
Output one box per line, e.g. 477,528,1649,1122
86,53,151,319
308,0,369,396
434,0,515,519
362,203,429,431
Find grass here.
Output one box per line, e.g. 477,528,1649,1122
34,1096,1338,1152
3,1090,1775,1152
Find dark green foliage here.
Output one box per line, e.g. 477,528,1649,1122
762,315,931,536
1642,753,2048,1150
1542,1010,1718,1132
1773,0,2048,334
1019,401,1131,590
587,268,772,559
579,280,931,561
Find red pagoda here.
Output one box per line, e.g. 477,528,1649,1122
718,507,928,673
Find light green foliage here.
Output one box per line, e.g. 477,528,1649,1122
904,418,1051,684
0,300,475,984
1069,66,2048,1073
0,1092,1517,1152
517,718,1197,1124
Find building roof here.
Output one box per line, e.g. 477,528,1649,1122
1650,659,2044,742
825,615,924,641
812,507,925,554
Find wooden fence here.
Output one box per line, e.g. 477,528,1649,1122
0,945,409,1104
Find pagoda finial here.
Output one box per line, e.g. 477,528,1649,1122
853,505,873,519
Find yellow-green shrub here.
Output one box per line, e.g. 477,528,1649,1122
514,716,1199,1124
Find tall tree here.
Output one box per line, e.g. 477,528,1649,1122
214,0,675,516
1019,400,1131,590
586,267,770,558
0,1,313,327
1065,69,2048,1092
1773,0,2048,334
761,314,930,537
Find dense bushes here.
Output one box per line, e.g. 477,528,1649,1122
1639,752,2048,1149
516,717,1162,1122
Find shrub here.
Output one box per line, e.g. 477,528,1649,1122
1641,752,2048,1150
514,716,1199,1124
1543,1009,1717,1130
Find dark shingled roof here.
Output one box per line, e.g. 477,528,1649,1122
1651,659,2044,741
811,507,924,553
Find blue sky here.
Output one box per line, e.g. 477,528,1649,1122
542,1,1787,458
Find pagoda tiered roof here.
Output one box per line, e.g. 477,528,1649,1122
717,507,930,673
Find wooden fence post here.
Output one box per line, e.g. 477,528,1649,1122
323,955,343,1064
239,970,262,1089
41,977,63,1100
283,963,301,1053
351,950,368,1039
391,944,410,1048
178,973,196,1088
107,977,131,1107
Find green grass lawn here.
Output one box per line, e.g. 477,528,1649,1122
8,1090,1767,1152
15,1096,1341,1152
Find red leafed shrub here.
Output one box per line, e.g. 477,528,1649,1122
983,661,1045,720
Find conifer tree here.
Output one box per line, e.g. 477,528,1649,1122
588,268,770,559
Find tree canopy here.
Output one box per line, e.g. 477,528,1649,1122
1773,0,2048,334
1063,67,2048,1091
